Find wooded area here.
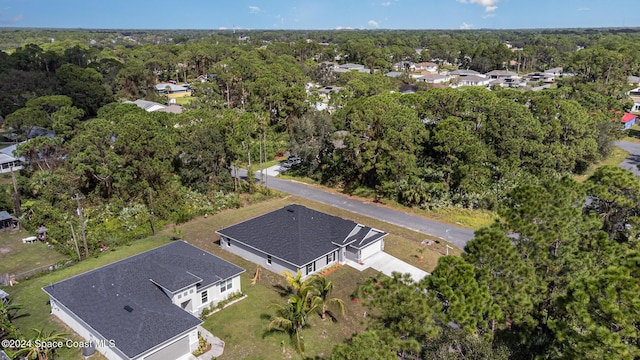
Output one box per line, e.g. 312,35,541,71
1,27,640,359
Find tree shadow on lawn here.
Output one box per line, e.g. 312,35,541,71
272,283,294,298
627,128,640,140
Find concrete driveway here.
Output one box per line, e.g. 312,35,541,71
346,252,429,283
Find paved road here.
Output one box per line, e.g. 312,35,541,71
615,141,640,176
235,167,475,250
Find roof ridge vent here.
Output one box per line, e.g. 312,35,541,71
124,305,133,313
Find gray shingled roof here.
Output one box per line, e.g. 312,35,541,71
0,211,15,222
217,204,387,266
43,241,244,359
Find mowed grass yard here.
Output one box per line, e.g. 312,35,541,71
573,146,630,182
4,195,448,359
0,228,69,275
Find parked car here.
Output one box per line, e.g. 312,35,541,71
281,156,302,168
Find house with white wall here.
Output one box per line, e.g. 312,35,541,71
43,241,244,360
217,204,387,278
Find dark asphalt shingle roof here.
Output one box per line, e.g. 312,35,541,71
0,211,14,221
43,241,244,359
217,204,387,266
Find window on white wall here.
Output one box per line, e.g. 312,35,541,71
267,255,272,265
201,290,208,304
306,262,316,275
226,238,231,247
220,279,233,292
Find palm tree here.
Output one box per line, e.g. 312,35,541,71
0,299,22,340
306,275,345,320
10,328,68,360
267,291,321,356
282,270,304,295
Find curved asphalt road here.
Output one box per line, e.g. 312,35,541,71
235,167,475,250
615,141,640,176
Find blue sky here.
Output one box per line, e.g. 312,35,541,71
0,0,636,30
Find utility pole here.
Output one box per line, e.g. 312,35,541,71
263,129,268,187
259,127,263,185
72,193,89,258
68,222,81,260
10,165,22,219
148,188,156,235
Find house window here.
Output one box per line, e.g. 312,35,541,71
326,252,335,264
267,255,272,265
220,279,233,293
190,289,194,294
306,262,316,275
201,290,208,304
178,294,182,299
226,238,231,247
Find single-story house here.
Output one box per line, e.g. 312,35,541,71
485,70,519,79
622,113,638,130
155,83,191,95
456,75,492,87
392,61,416,72
0,154,22,174
126,99,167,112
544,67,563,76
417,74,450,84
447,69,482,77
43,241,244,360
332,63,371,74
415,62,438,73
216,204,387,278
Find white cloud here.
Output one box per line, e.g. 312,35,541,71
368,20,379,27
458,0,499,12
482,13,496,19
460,22,473,30
248,6,261,14
218,26,228,30
336,26,354,30
381,1,392,6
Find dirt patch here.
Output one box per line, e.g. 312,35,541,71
0,247,10,254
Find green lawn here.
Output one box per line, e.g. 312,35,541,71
3,196,447,359
574,146,630,182
0,172,13,186
622,124,640,144
0,228,69,276
174,96,192,105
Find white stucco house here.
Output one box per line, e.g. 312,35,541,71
217,204,387,278
43,241,244,360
